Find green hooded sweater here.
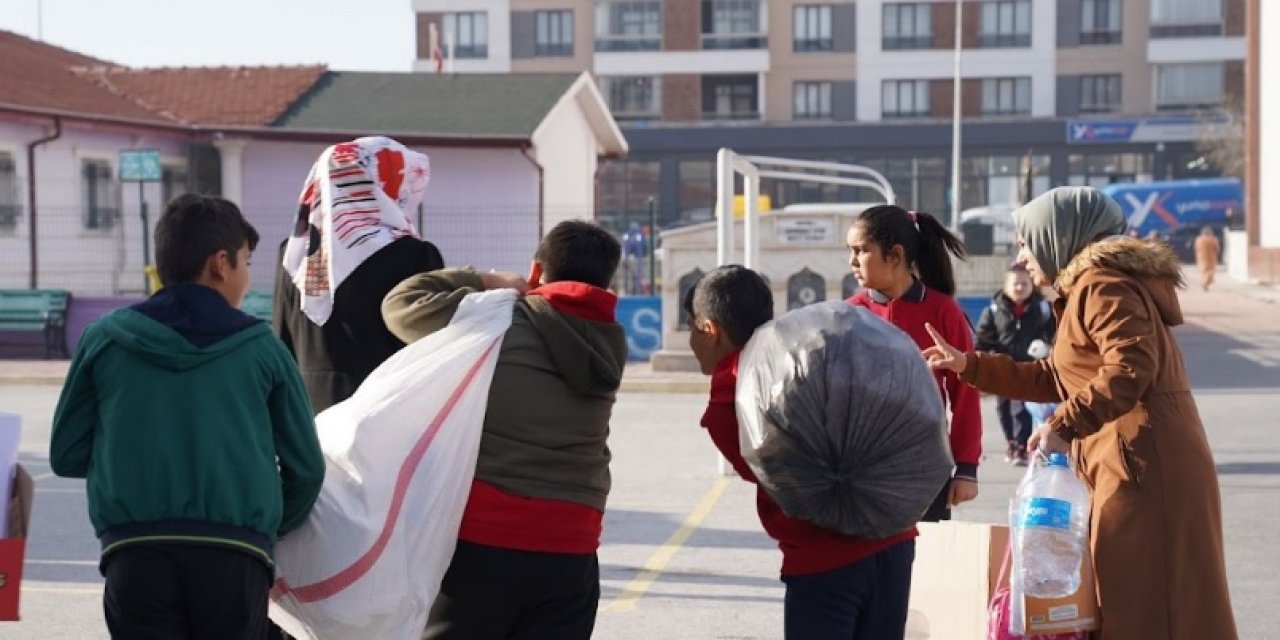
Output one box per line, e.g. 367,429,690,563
49,285,325,567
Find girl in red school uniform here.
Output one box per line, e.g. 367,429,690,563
846,205,982,521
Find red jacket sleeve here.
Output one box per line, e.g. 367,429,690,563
700,401,759,483
941,301,983,478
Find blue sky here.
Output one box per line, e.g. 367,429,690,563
1,0,415,71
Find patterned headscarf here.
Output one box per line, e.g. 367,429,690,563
1013,187,1126,284
283,137,431,325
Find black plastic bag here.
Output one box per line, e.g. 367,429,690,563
736,301,954,538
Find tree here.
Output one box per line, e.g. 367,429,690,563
1196,96,1245,178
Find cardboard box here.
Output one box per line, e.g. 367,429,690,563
0,464,32,621
1013,533,1100,636
906,521,1099,640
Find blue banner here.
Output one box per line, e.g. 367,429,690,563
617,296,662,362
1066,115,1226,144
1066,119,1138,143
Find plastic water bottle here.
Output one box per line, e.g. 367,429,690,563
1015,452,1091,598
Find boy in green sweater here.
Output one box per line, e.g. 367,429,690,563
50,194,325,639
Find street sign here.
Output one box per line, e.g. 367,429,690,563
776,217,835,245
119,149,162,182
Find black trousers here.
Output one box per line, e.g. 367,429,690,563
996,396,1034,447
781,540,916,640
103,544,271,640
424,541,600,640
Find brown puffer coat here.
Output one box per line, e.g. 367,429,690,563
962,237,1237,640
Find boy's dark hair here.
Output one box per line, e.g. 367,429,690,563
683,265,773,347
855,205,966,296
1007,264,1030,275
534,220,621,289
155,194,259,287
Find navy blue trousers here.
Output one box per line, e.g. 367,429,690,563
781,539,916,640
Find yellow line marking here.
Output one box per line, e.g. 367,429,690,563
604,476,732,614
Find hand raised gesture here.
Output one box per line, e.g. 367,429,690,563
922,323,967,375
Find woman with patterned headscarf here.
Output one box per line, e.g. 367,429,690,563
272,136,445,413
924,187,1237,639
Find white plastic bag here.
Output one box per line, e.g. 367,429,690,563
269,289,516,640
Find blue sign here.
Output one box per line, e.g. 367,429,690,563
1067,115,1226,144
119,149,162,182
617,296,662,362
1066,119,1139,143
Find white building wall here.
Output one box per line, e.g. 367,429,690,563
856,0,1057,122
1147,36,1246,63
593,50,771,76
1261,0,1280,248
0,118,188,293
532,93,602,234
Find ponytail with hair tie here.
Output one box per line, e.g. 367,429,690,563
854,205,967,296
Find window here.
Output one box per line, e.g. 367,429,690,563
443,12,488,59
882,80,931,118
1079,74,1122,113
161,163,189,206
981,77,1032,115
1068,153,1152,186
883,3,932,50
0,152,18,232
596,1,661,51
702,0,765,49
603,76,662,119
535,10,574,56
980,0,1032,47
1155,63,1224,111
1081,0,1122,44
702,75,759,120
961,155,1051,211
678,161,716,223
81,159,118,231
598,160,661,229
794,82,833,119
1151,0,1222,37
794,5,833,52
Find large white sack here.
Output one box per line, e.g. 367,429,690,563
269,289,516,640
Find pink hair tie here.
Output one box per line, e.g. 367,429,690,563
908,210,920,229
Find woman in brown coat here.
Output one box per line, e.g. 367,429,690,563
925,187,1237,639
1195,226,1222,291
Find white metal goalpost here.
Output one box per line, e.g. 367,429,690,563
714,148,898,268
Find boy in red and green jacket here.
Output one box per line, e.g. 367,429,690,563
382,220,628,640
685,265,917,639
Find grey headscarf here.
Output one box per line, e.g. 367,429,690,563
1012,187,1127,283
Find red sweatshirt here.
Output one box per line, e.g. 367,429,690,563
457,281,617,555
702,350,916,577
848,281,982,479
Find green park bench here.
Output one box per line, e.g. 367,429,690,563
0,289,71,359
241,290,274,323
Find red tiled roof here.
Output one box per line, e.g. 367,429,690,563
0,29,168,122
0,29,325,127
72,65,328,127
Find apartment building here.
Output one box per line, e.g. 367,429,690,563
412,0,1245,233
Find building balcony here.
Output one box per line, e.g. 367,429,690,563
595,35,661,52
700,33,768,50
